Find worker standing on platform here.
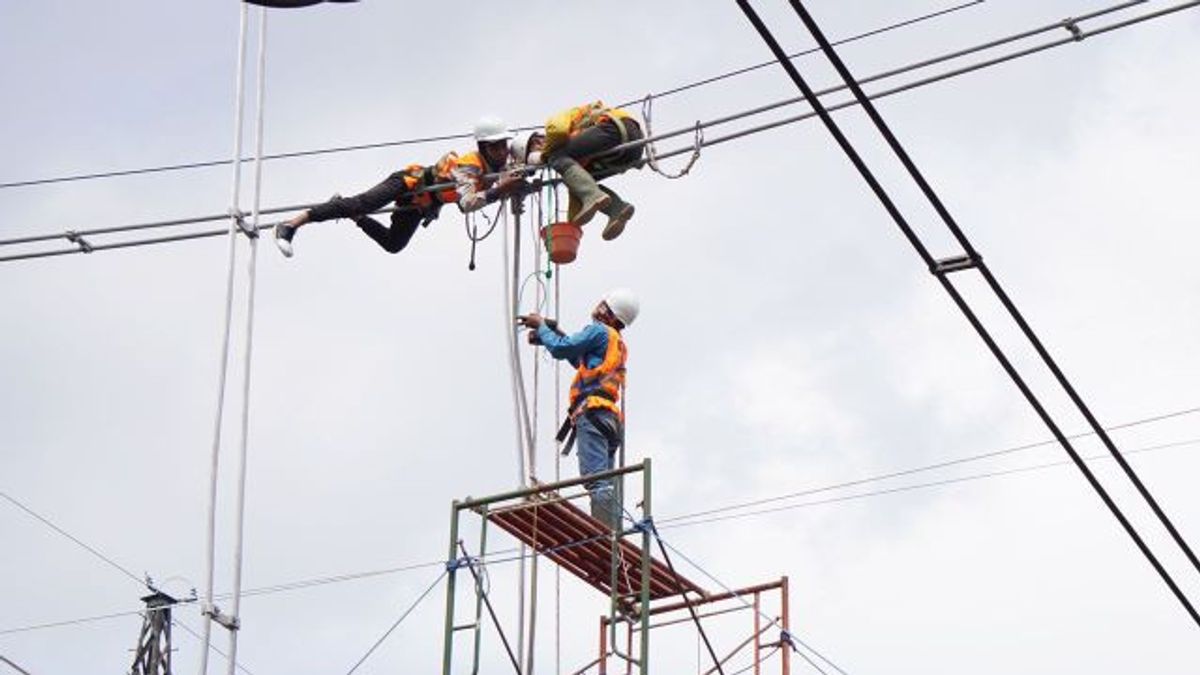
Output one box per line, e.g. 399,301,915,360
509,101,644,241
518,289,640,528
273,116,524,257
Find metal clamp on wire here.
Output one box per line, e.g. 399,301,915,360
65,230,94,253
229,208,258,239
446,555,479,573
202,602,240,631
1062,17,1084,41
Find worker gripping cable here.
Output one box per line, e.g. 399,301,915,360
273,116,526,258
518,289,639,529
511,101,644,241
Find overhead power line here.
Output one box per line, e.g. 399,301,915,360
5,423,1196,639
737,0,1200,627
0,1,982,191
0,0,1186,264
0,489,143,585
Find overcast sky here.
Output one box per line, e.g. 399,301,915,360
2,1,1199,673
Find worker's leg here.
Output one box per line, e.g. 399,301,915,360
307,172,408,223
548,155,609,227
576,409,622,528
353,207,424,254
596,185,634,241
548,123,626,227
274,171,408,257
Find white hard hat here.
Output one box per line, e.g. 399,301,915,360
474,115,513,143
510,130,545,165
603,288,640,328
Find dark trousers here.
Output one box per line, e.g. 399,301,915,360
556,118,645,179
308,170,439,254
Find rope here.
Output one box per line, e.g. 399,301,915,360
198,6,250,673
640,94,703,179
343,569,448,675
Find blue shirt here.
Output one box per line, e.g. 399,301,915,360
536,321,611,369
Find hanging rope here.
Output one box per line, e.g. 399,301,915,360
640,94,703,179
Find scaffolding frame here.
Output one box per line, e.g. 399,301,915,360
596,578,791,675
441,460,665,675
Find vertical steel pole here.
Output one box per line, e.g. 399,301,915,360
598,618,609,675
780,576,791,675
470,507,490,675
638,459,652,675
441,502,461,675
753,591,762,675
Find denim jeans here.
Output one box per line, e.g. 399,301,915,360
575,408,623,527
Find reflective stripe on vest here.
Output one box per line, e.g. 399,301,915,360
400,152,462,208
568,325,626,419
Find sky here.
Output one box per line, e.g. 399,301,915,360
2,1,1199,673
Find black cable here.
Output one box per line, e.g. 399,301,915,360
784,0,1200,595
649,522,726,675
0,1,983,192
3,1,1191,262
736,0,1200,629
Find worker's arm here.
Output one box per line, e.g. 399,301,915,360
452,163,489,213
535,322,606,365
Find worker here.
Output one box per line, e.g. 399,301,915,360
509,101,644,241
273,116,523,257
517,288,640,528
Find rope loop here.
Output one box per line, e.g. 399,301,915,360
640,93,703,180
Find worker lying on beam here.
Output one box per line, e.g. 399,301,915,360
518,289,640,529
273,116,525,258
509,101,644,241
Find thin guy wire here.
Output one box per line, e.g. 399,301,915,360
0,0,1186,263
344,569,448,675
0,0,983,191
175,618,256,675
662,438,1200,530
0,489,142,585
651,532,847,675
664,406,1200,524
3,435,1195,639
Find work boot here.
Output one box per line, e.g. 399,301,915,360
273,221,296,258
550,156,609,227
598,186,635,241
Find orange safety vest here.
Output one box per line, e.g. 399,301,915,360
568,325,626,420
400,151,461,208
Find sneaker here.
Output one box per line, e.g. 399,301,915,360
601,203,635,241
273,222,295,258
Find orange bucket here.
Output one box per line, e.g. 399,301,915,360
541,222,583,264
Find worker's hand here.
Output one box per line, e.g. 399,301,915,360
516,313,545,329
527,330,543,346
495,169,527,194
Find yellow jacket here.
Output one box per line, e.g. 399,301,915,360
543,101,633,155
